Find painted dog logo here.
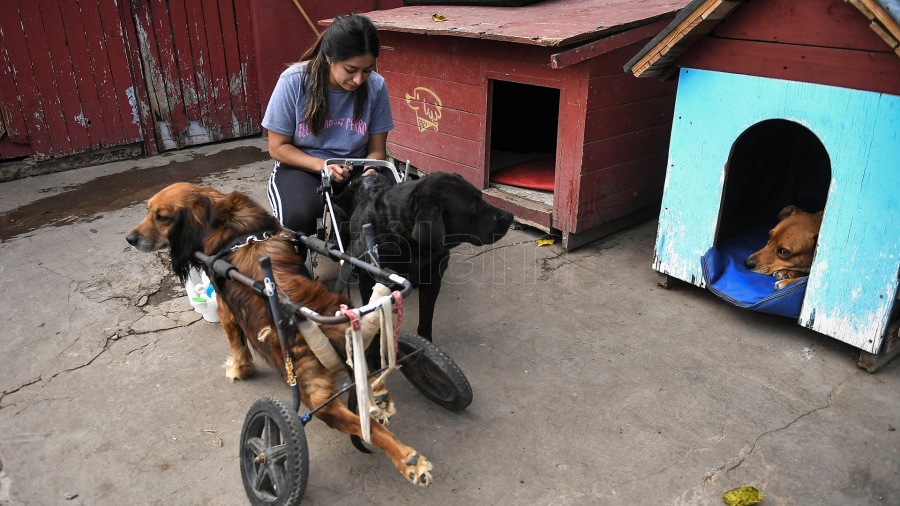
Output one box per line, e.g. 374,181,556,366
405,87,442,132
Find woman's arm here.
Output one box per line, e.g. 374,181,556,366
366,131,388,160
267,131,350,182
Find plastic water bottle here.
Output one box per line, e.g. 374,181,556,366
201,280,220,323
183,268,220,323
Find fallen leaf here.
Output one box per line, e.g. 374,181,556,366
723,485,762,506
535,238,555,247
432,13,447,22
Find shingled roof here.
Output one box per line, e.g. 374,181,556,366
624,0,900,78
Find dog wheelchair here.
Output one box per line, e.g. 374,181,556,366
194,216,471,505
305,157,408,294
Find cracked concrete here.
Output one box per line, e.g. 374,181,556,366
0,137,897,505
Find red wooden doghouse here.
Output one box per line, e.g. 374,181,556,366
363,0,689,249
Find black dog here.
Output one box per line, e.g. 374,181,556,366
342,171,514,340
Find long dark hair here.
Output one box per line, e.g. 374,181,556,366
299,14,380,136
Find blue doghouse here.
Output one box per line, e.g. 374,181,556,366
625,0,900,370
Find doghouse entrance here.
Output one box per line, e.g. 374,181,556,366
716,119,831,242
487,80,560,207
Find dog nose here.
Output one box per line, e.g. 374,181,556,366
744,258,756,269
126,233,138,246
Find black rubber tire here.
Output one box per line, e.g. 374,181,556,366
397,331,473,412
240,396,309,506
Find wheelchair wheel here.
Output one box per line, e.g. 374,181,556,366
397,331,473,412
240,396,309,506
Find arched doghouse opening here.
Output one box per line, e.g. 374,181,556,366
716,119,831,242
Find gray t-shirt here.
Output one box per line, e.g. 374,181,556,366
262,62,394,159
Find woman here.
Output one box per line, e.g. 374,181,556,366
262,13,393,236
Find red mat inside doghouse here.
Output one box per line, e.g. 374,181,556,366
490,156,555,191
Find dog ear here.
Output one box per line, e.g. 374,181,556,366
411,205,445,250
169,198,211,283
777,205,799,220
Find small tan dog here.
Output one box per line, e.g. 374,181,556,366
745,205,823,290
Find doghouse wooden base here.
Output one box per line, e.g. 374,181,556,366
858,321,900,373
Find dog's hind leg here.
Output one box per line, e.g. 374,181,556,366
296,354,431,486
316,400,432,486
220,311,255,380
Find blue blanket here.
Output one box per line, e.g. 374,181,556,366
701,225,807,318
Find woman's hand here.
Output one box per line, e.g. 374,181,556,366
326,163,349,182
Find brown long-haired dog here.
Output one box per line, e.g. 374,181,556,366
126,182,433,486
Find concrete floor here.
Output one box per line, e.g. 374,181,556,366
0,137,897,506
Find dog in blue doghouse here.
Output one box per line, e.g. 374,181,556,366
745,205,823,290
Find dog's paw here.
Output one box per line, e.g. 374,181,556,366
773,270,806,290
774,278,802,290
223,356,255,380
371,390,396,426
400,452,433,487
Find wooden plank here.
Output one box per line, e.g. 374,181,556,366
563,205,658,250
680,37,900,95
219,0,250,133
579,152,669,203
184,0,216,142
858,0,900,43
78,0,127,148
378,38,483,86
387,142,481,182
99,0,148,149
202,0,234,140
58,0,109,150
234,0,261,131
586,72,677,111
18,1,69,157
484,187,553,231
589,39,664,78
132,1,170,149
551,19,672,68
0,136,34,159
151,0,190,147
713,0,889,52
380,69,484,116
364,0,688,48
583,123,673,173
169,0,203,132
392,120,483,167
0,6,30,146
583,95,676,143
39,1,93,154
380,31,555,67
858,319,900,372
571,179,665,233
869,20,900,48
389,94,483,142
629,0,745,77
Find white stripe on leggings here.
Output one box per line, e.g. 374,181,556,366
267,162,284,225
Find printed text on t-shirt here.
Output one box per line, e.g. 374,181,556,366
297,118,368,137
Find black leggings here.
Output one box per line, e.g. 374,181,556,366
266,162,323,235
